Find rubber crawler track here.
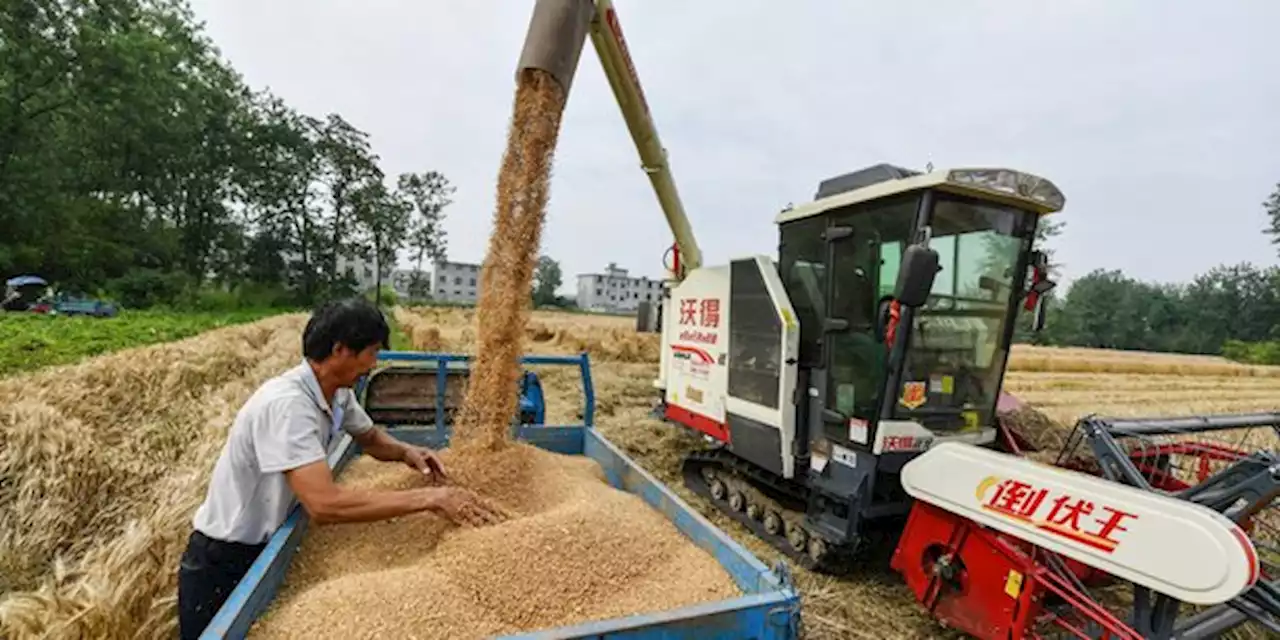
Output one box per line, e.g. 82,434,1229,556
681,447,862,574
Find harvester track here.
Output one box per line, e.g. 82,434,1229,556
681,448,861,574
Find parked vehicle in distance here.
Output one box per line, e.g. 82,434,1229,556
3,275,119,317
3,275,50,312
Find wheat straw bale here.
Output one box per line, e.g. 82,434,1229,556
250,445,739,639
0,314,308,639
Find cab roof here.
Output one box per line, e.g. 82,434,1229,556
774,165,1066,225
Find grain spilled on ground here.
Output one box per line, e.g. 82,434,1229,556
250,446,740,639
454,68,567,452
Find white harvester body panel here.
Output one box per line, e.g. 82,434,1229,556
901,441,1260,606
661,256,802,479
661,264,730,424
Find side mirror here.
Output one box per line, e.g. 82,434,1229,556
1031,294,1049,332
1025,250,1055,332
894,243,940,308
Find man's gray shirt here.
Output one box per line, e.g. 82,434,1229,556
192,361,375,544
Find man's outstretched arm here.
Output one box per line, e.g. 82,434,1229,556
284,460,501,526
284,460,431,524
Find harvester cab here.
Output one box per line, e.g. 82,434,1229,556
656,163,1065,571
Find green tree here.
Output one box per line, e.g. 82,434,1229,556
532,255,562,307
397,170,454,295
1261,182,1280,256
352,178,412,305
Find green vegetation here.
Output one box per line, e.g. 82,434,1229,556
0,0,452,311
0,310,279,377
1222,339,1280,366
387,312,412,352
1029,262,1280,361
1009,181,1280,363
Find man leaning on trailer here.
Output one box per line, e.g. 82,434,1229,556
177,297,502,639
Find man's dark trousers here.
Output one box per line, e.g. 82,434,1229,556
177,529,266,640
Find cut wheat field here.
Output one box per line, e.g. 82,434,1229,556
2,305,1275,639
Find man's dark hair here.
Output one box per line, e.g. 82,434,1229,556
302,297,391,361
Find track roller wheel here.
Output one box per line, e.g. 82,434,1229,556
787,524,809,552
728,491,746,512
709,478,727,501
746,503,763,521
763,510,783,536
807,536,827,563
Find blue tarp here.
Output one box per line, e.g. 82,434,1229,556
5,275,47,287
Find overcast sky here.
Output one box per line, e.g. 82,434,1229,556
187,1,1279,293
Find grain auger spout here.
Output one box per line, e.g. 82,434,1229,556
516,0,594,96
517,0,703,283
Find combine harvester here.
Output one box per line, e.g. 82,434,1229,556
532,0,1279,637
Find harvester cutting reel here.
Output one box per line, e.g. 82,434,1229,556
894,412,1280,640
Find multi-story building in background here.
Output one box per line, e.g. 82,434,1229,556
388,258,482,304
428,259,482,304
575,262,663,313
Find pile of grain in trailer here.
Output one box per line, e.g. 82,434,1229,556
0,315,309,639
249,445,741,638
453,68,568,452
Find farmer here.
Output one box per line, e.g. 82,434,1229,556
177,297,502,639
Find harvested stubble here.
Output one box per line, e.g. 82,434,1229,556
396,305,658,365
0,314,308,639
1009,344,1280,377
249,444,740,638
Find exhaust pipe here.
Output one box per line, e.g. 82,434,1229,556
516,0,595,95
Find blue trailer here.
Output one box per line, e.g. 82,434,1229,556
199,350,803,639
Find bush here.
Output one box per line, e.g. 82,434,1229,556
106,269,193,309
1222,339,1280,365
365,285,399,308
178,283,297,312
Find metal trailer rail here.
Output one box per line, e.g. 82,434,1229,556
1055,412,1280,638
198,350,802,639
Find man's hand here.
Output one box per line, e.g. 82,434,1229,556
400,444,446,482
416,486,506,527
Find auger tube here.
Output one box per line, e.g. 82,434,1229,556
516,0,703,281
516,0,595,95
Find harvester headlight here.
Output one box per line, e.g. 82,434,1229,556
946,169,1066,211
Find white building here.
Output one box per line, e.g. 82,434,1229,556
575,263,664,313
278,250,391,293
428,259,482,304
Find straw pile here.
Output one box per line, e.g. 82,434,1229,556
396,305,657,365
250,445,740,638
453,68,568,452
0,314,307,639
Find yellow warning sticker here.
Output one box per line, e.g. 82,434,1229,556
780,308,797,331
1004,570,1024,599
962,410,979,431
